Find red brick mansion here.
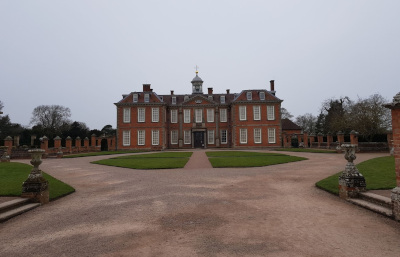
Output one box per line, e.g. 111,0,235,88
115,72,283,150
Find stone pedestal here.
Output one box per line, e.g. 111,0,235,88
21,149,49,204
1,147,10,162
338,144,366,199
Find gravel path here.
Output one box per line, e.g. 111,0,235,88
0,150,399,257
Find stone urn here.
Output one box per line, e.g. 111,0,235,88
21,149,49,204
338,144,366,199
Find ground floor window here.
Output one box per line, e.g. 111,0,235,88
240,129,247,144
123,130,130,146
221,130,227,144
184,130,191,144
171,130,178,144
254,128,262,143
138,130,145,145
268,128,276,144
152,130,159,145
208,130,215,144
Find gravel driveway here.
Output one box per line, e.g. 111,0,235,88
0,150,399,257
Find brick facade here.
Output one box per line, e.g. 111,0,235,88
115,73,283,150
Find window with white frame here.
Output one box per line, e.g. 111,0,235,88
172,96,176,105
240,128,247,144
152,130,159,145
138,108,145,122
253,106,261,121
184,130,191,144
184,95,189,101
133,94,138,103
267,105,275,120
171,109,178,123
123,130,130,146
247,91,252,100
144,94,150,103
254,128,262,143
259,92,265,100
268,128,276,143
220,108,227,122
123,108,131,123
239,106,246,121
184,109,191,123
207,109,214,122
138,130,145,145
221,130,227,144
208,130,215,144
208,95,213,101
220,96,225,104
171,130,178,144
152,108,159,122
195,109,202,123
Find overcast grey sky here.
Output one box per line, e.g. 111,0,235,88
1,0,399,130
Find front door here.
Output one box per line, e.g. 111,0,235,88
193,132,204,148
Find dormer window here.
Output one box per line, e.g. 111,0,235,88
208,96,213,101
144,94,150,103
259,92,265,100
184,95,189,101
220,96,225,104
159,96,163,101
133,94,138,103
172,96,176,105
247,92,252,100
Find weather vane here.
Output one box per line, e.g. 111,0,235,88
194,65,199,74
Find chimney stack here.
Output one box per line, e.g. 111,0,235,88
270,80,276,95
226,89,230,94
143,84,151,92
171,90,174,95
208,87,213,95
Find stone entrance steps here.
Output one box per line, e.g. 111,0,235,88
348,191,393,218
0,198,40,222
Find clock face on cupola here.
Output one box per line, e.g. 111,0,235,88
191,71,203,94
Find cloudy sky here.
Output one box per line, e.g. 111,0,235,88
1,0,399,130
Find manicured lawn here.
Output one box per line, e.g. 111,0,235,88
206,151,307,168
275,148,337,153
92,152,193,169
0,162,75,200
316,156,396,195
63,150,146,158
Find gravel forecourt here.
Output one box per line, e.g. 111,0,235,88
0,150,399,257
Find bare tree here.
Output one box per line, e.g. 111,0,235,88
295,113,317,133
30,105,72,137
281,107,294,120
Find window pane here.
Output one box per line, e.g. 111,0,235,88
240,129,247,144
268,128,276,143
220,108,227,122
123,108,130,123
152,130,159,145
171,130,178,144
207,109,214,122
138,108,145,122
152,108,159,122
184,109,191,123
171,109,178,123
254,128,261,143
184,130,191,144
138,130,145,145
267,106,275,120
208,130,215,144
221,130,227,144
195,109,202,123
253,106,260,120
239,106,246,121
123,131,130,146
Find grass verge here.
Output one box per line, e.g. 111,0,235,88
92,152,193,169
274,148,337,153
0,162,75,200
206,151,307,168
316,156,396,195
63,150,146,158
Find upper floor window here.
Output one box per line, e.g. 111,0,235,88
246,92,252,100
123,108,131,123
133,94,138,103
144,94,150,103
171,109,178,123
195,109,202,123
172,96,176,105
138,108,145,122
220,96,225,104
152,108,159,122
239,106,247,121
253,106,261,121
207,109,214,122
184,109,191,123
267,105,275,120
259,92,265,100
220,108,227,122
